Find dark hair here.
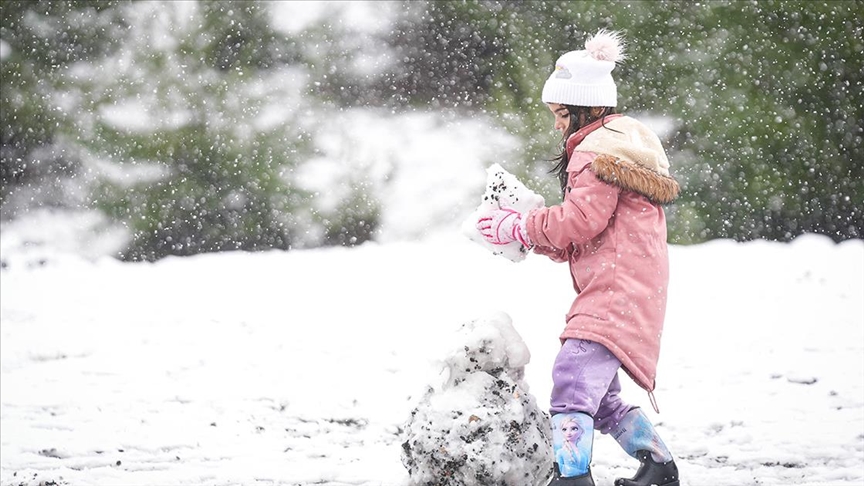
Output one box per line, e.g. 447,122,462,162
550,105,618,196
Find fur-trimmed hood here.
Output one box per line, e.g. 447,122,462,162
571,116,680,204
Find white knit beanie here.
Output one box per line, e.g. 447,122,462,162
542,30,625,107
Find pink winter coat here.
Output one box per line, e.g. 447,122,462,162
525,115,680,393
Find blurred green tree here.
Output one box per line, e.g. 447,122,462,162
79,1,315,260
2,1,385,260
671,1,863,242
0,0,126,210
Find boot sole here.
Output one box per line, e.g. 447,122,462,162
615,480,679,486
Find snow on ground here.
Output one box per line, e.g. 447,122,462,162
1,223,862,485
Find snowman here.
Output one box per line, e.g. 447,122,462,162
401,312,553,485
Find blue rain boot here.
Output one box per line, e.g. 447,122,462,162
549,412,595,486
612,408,679,486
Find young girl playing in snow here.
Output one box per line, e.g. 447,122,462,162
477,30,681,486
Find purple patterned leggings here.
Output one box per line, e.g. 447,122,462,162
549,338,634,434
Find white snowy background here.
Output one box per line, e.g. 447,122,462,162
2,2,863,486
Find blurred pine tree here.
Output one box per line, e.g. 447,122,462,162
0,0,126,210
3,1,392,260
80,1,314,260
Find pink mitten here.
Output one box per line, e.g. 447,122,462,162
476,208,531,247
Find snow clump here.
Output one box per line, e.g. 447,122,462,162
462,164,545,263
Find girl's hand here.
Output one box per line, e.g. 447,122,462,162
476,208,532,247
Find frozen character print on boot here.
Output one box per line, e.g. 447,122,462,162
611,408,679,486
550,412,594,485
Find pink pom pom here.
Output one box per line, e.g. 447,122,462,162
585,29,625,63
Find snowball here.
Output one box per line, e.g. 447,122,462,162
441,311,532,386
462,164,545,263
401,313,552,485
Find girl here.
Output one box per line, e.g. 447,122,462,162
477,30,681,486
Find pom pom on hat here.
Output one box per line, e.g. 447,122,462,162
542,29,625,107
585,29,625,63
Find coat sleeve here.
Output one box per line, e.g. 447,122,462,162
526,151,621,250
531,242,571,263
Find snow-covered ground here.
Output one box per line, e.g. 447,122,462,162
1,219,862,485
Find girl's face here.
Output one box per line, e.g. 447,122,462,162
547,103,570,134
562,419,581,442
